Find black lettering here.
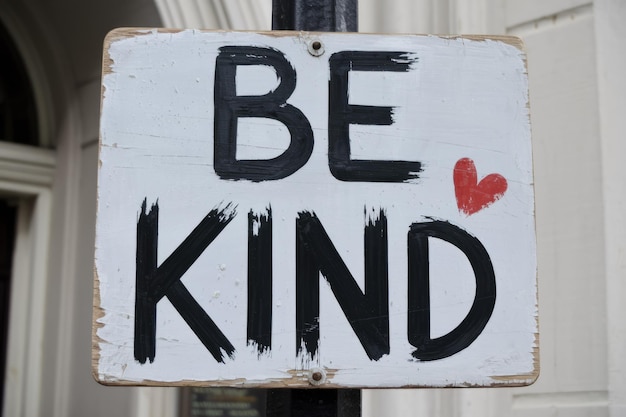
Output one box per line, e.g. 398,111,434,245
135,199,237,364
328,51,422,182
296,210,389,361
407,220,496,360
214,46,314,181
247,208,272,354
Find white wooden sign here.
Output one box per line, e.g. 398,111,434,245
93,29,538,388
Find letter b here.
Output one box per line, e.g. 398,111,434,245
214,46,314,182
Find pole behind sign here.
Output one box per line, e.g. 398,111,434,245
272,0,357,32
268,1,360,416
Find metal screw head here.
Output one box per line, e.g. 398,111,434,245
308,368,326,385
308,39,325,57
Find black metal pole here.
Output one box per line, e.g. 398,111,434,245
272,0,358,32
267,1,361,416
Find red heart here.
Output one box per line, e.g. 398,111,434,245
454,158,507,216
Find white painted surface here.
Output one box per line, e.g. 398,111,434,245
95,29,536,388
505,0,592,29
595,0,626,414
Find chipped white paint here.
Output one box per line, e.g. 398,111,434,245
94,29,537,388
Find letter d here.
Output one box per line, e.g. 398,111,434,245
407,220,496,361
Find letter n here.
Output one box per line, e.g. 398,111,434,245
296,210,389,361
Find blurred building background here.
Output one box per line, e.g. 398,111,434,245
0,0,624,415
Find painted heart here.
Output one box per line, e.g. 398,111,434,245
454,158,507,216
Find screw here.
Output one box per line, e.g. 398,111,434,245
308,368,326,385
307,39,325,57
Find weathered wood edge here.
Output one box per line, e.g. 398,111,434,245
490,332,540,386
94,378,540,389
95,365,539,389
92,267,105,383
101,28,526,78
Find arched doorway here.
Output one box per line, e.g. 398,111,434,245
0,17,40,413
0,4,56,415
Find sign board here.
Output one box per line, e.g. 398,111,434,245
93,29,538,388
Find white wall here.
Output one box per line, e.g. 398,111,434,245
594,0,626,415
